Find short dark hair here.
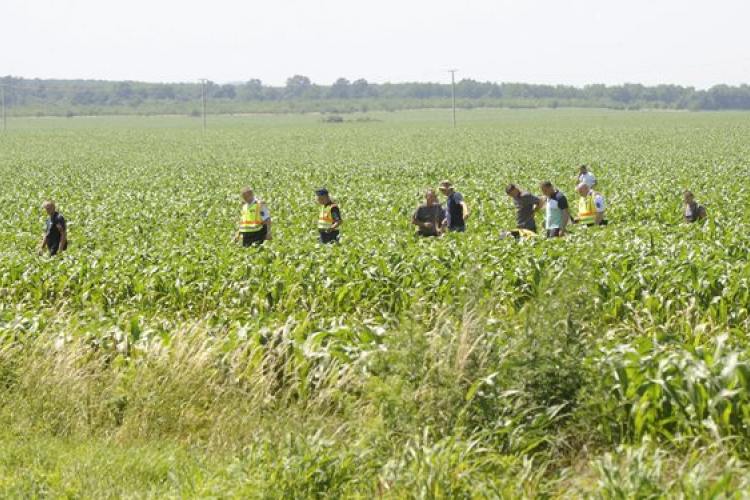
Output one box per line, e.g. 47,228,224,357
684,189,694,197
505,183,516,194
540,181,553,189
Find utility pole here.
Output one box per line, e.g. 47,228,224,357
1,84,6,133
200,79,207,132
448,69,457,128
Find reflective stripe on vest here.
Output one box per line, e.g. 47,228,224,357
240,202,264,233
318,204,338,230
578,194,597,225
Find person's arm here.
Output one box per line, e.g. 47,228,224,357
411,210,420,226
329,207,342,232
461,201,470,221
561,209,570,234
233,216,242,243
57,224,67,253
38,232,48,255
260,204,272,240
594,195,605,225
532,196,544,214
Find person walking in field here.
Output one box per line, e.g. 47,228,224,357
412,188,447,237
505,183,544,233
234,187,272,246
540,181,569,238
316,188,342,243
38,201,67,256
577,165,597,188
438,180,470,232
573,183,606,226
683,190,707,223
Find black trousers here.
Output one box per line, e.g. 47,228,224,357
48,240,68,256
242,227,267,246
318,230,340,244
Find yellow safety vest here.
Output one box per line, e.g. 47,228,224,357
577,194,597,225
318,204,339,230
240,202,264,233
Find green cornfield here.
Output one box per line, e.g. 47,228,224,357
1,109,750,498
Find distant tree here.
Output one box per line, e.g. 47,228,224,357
152,85,176,100
329,78,351,99
351,78,375,98
240,79,264,100
456,79,488,99
115,82,133,101
285,75,312,98
212,84,236,99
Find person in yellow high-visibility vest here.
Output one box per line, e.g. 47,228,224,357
316,188,342,243
234,187,272,246
573,183,606,226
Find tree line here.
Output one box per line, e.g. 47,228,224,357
2,75,750,116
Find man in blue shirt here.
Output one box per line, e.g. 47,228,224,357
38,201,67,256
438,180,470,232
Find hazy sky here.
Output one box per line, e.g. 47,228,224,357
3,0,749,88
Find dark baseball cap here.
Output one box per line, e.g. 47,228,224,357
315,188,329,196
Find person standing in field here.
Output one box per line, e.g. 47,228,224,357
316,188,342,244
683,190,707,223
540,181,569,238
573,183,606,226
234,187,272,246
577,165,597,188
439,180,470,232
38,201,67,256
412,188,447,237
505,184,543,233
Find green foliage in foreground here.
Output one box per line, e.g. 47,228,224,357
1,109,750,497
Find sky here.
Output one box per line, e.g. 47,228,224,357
2,0,749,88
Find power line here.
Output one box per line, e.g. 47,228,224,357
448,69,457,128
1,84,6,132
200,78,207,132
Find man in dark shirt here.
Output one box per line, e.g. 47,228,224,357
38,201,67,256
683,190,707,223
412,189,447,237
316,188,342,243
505,184,543,233
439,180,470,232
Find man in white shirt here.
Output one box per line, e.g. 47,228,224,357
234,187,272,246
578,165,597,188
